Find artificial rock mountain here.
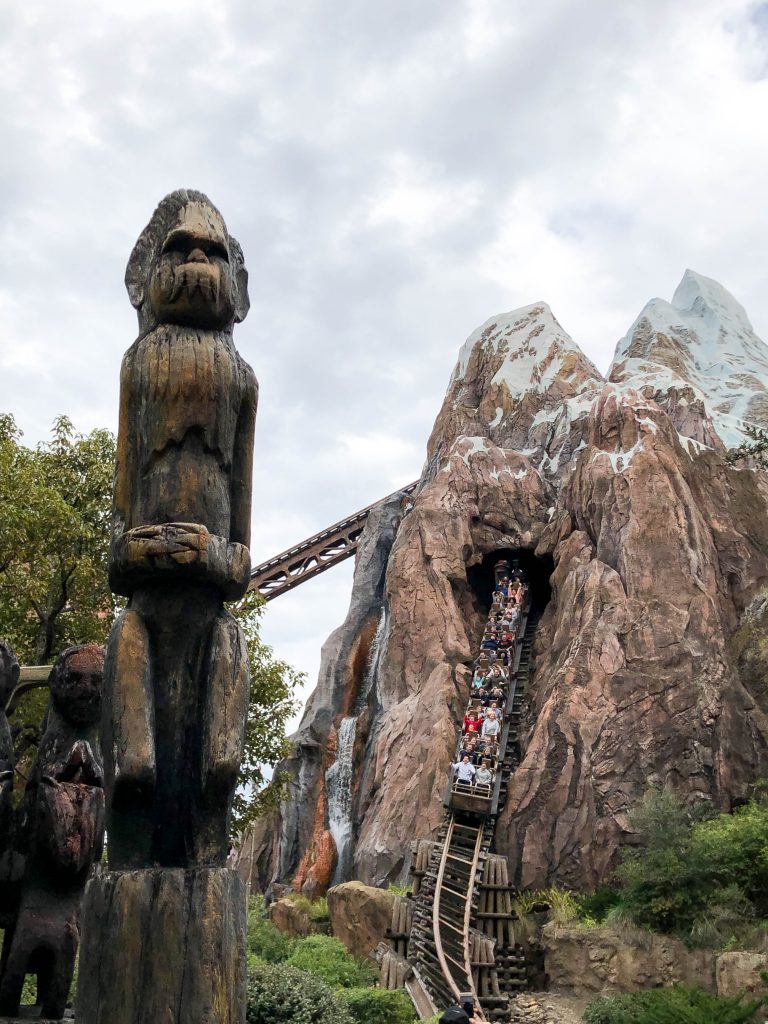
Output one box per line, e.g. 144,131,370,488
243,270,768,895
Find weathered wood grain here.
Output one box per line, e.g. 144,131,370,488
76,868,247,1024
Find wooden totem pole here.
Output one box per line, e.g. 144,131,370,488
77,190,257,1024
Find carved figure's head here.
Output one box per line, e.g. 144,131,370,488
0,642,20,711
125,189,250,335
49,645,104,729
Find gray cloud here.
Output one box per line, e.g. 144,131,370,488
2,0,768,724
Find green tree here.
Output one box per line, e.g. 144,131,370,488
690,801,768,916
618,787,708,933
0,414,115,664
726,424,768,467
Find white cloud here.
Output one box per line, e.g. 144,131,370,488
1,0,768,722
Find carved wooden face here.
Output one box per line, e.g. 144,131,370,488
148,201,237,329
51,648,103,728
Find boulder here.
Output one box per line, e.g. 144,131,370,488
327,881,397,960
268,897,316,939
716,951,768,998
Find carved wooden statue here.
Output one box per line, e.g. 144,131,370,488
0,643,18,862
78,190,256,1024
0,644,104,1020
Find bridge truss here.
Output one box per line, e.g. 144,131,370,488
248,481,418,601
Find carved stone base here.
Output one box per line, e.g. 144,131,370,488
76,868,246,1024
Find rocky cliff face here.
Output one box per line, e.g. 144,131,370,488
242,271,768,894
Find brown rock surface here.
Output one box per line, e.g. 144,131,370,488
541,922,716,995
268,897,317,939
327,881,396,959
715,952,768,998
248,272,768,893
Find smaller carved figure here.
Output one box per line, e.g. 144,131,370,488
0,643,18,847
0,643,20,929
0,644,105,1020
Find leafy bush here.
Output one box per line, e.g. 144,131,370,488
618,787,708,934
287,935,376,989
578,888,624,924
340,986,416,1024
618,788,768,941
246,961,353,1024
247,896,293,963
582,984,765,1023
692,801,768,917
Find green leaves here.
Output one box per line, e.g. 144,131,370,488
618,787,768,944
0,414,116,665
229,588,304,835
246,962,354,1024
583,985,765,1024
286,936,376,990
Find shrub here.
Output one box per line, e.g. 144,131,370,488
577,888,624,924
582,985,765,1024
618,788,768,941
388,883,410,897
287,935,376,989
247,897,293,963
618,788,708,934
340,987,416,1024
691,801,768,917
246,961,353,1024
285,892,330,922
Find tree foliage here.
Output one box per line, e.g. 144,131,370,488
0,414,116,665
583,984,765,1024
229,588,302,835
726,424,768,467
618,787,768,944
246,962,354,1024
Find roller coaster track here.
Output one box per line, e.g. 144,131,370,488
248,481,418,601
402,600,540,1021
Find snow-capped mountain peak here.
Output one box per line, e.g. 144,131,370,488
609,270,768,450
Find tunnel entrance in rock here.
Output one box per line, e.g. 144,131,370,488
467,548,553,616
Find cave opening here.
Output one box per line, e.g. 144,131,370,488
467,547,553,617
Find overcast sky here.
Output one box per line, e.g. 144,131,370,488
2,0,768,728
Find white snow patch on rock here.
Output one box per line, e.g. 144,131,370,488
453,302,601,400
610,270,768,449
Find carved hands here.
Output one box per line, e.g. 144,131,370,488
111,523,250,599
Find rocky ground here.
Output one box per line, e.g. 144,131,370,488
510,991,590,1023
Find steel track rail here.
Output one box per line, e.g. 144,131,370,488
431,816,485,1017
